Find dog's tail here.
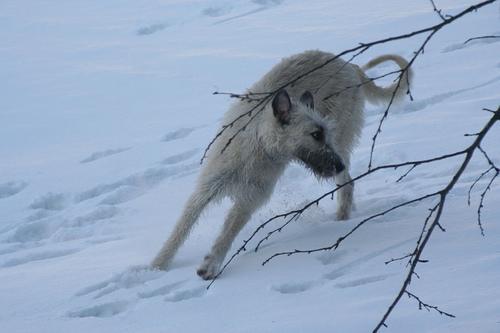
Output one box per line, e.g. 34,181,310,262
357,54,413,105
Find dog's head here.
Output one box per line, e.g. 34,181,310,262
271,89,345,178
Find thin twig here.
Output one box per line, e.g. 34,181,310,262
203,0,497,164
405,291,456,317
476,169,499,236
262,195,440,266
429,0,448,21
373,107,499,331
464,35,500,44
207,148,468,288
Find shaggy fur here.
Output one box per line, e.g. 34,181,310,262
151,50,413,279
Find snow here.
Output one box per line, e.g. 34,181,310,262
1,0,499,332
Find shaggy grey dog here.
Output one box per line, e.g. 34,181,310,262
151,50,412,280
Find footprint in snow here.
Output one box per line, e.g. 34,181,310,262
75,163,198,203
403,75,500,113
25,209,53,222
316,249,350,266
85,236,123,245
1,248,80,268
323,268,349,281
364,75,500,125
214,7,268,25
71,206,119,227
0,181,28,199
202,6,232,18
136,23,169,36
335,274,389,289
212,0,284,25
164,286,207,302
138,280,186,299
29,192,67,211
252,0,284,5
7,217,64,243
67,300,129,318
0,243,29,256
272,280,316,294
80,147,131,164
322,238,414,279
99,185,147,205
6,203,120,244
69,280,196,317
75,265,164,299
161,148,199,165
5,205,119,246
161,127,197,142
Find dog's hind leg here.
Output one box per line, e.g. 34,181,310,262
335,167,354,220
196,198,261,280
151,185,216,270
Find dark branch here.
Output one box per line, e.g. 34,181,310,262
405,291,456,317
203,0,497,164
464,35,500,44
429,0,448,21
208,147,469,287
396,164,418,183
261,192,439,266
467,166,494,206
368,28,438,170
476,168,499,236
385,253,413,265
322,69,403,101
373,107,499,331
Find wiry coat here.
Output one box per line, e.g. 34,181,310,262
151,50,412,279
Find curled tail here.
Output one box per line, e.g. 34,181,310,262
358,54,414,105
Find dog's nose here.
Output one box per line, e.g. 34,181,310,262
332,153,345,173
335,159,345,173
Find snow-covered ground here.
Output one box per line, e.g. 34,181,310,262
1,0,499,332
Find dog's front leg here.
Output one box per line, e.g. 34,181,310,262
336,168,354,220
197,200,258,280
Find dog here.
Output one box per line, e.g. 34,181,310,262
151,50,412,280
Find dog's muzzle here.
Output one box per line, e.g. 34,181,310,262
297,147,345,178
321,152,345,177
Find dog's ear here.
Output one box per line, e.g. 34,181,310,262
272,89,292,125
299,91,314,110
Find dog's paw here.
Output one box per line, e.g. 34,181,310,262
196,255,222,280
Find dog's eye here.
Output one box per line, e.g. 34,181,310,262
311,130,324,141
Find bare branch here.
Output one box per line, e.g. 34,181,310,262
368,28,438,170
212,91,270,103
203,0,497,164
429,0,448,21
261,192,440,266
210,105,499,297
203,1,499,329
322,69,403,101
385,253,413,265
200,94,272,164
405,291,456,317
476,168,499,236
464,35,500,44
373,107,499,331
467,166,494,205
478,145,500,170
396,164,418,183
314,45,370,95
208,147,469,287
